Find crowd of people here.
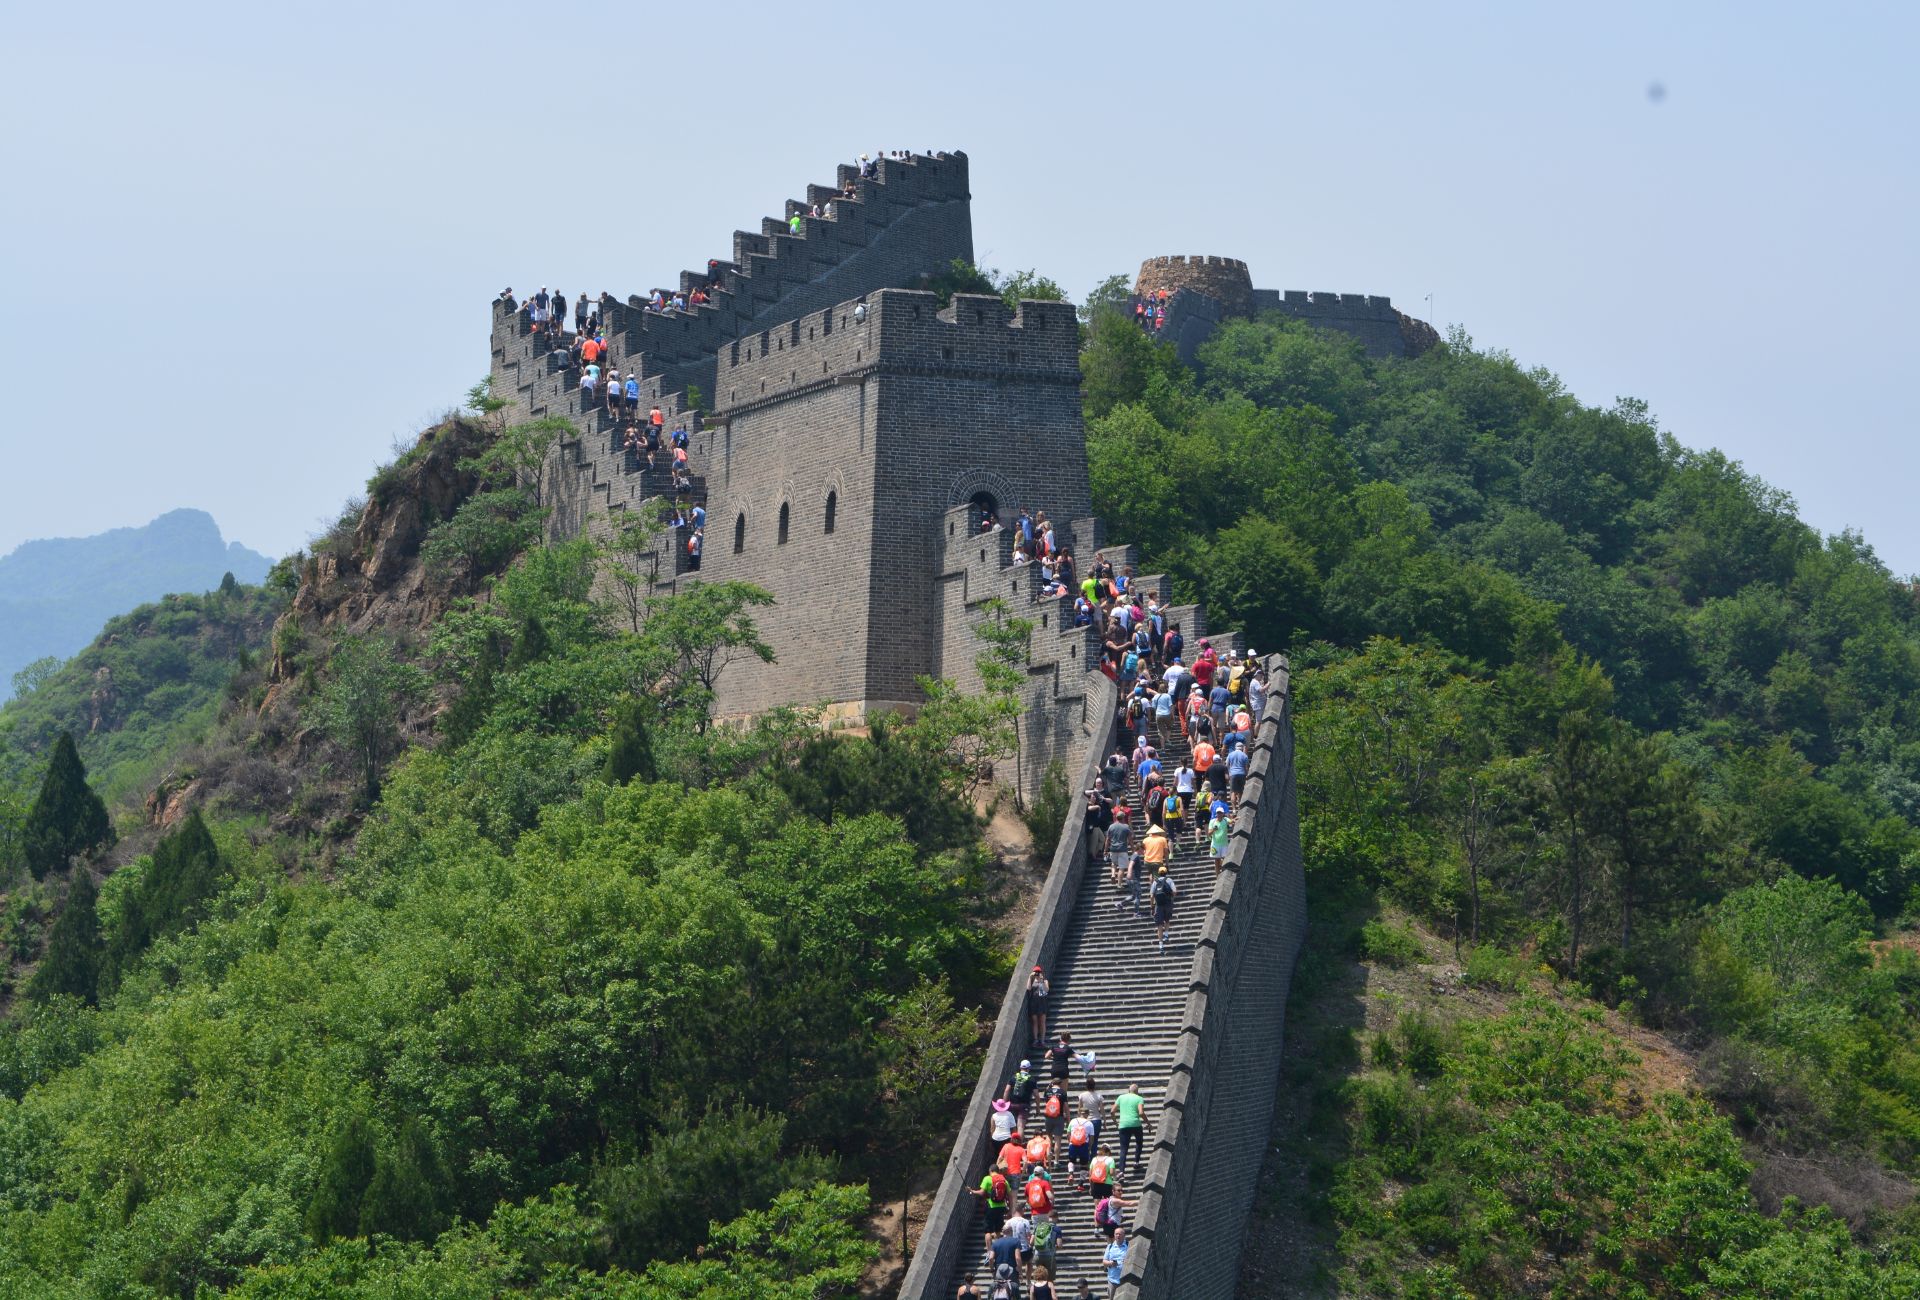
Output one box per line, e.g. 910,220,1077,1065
957,508,1269,1297
1129,290,1172,334
500,286,710,570
967,1022,1152,1300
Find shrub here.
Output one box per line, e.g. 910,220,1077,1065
1359,918,1424,968
1463,944,1528,992
1023,761,1072,858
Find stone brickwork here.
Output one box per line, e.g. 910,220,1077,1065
1139,255,1437,359
700,290,1087,754
1117,661,1307,1298
1135,255,1256,316
489,151,973,550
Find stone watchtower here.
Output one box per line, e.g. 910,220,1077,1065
1135,253,1438,361
695,289,1089,729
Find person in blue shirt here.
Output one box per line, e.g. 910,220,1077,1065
1226,745,1251,801
623,374,640,415
1104,1226,1130,1295
690,503,706,531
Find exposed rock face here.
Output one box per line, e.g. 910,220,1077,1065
88,666,112,733
273,419,490,678
145,772,206,829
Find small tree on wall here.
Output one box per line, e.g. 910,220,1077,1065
973,597,1035,807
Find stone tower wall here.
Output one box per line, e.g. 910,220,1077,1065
1135,254,1256,316
700,290,1088,742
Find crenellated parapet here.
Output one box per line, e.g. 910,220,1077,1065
1137,255,1436,359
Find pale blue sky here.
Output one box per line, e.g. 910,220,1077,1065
2,1,1914,574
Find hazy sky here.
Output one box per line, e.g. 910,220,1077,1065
2,1,1914,574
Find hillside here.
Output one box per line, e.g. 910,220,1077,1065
0,510,274,703
1,282,1919,1296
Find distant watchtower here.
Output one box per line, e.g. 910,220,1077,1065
695,289,1088,726
1134,254,1438,360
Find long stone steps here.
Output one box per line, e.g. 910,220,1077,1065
951,717,1233,1295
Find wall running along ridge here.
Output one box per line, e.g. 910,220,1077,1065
897,659,1306,1300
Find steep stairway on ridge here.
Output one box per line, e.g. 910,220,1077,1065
950,717,1226,1296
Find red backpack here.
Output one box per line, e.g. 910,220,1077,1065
1026,1176,1053,1214
989,1171,1009,1205
1045,1090,1064,1120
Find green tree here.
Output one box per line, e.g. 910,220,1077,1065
640,581,774,726
420,487,540,591
102,810,224,990
359,1116,451,1242
971,597,1034,803
10,655,61,700
306,1112,378,1243
879,980,976,1257
308,634,429,800
995,267,1066,311
594,1106,832,1273
462,416,573,512
29,870,101,1004
603,696,658,786
22,731,113,880
1078,271,1133,324
1200,513,1321,651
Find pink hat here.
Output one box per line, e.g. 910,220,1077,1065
993,1098,1011,1113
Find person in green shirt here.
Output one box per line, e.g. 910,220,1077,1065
1209,812,1231,875
1112,1084,1153,1180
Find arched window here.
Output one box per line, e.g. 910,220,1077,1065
778,502,791,545
825,490,837,534
733,513,746,554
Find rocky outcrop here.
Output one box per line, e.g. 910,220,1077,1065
274,419,492,671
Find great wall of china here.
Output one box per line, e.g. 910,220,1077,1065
485,150,1428,1295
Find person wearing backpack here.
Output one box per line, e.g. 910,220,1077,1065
1161,788,1184,841
1042,1082,1068,1136
1030,1261,1057,1300
1065,1108,1095,1180
1024,1162,1054,1217
972,1162,1013,1256
1086,1146,1118,1204
1094,1189,1135,1242
1024,1131,1053,1172
1151,866,1178,954
1004,1059,1037,1130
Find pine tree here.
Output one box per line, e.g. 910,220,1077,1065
22,733,113,880
103,812,223,991
306,1113,377,1243
603,697,657,786
30,870,102,1004
358,1117,450,1242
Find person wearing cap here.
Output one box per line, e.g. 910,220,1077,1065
604,369,623,419
1004,1058,1038,1130
623,372,641,418
1026,966,1050,1048
1150,865,1179,954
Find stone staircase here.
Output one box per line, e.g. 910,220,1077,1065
951,717,1226,1296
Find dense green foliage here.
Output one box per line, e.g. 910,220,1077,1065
1330,997,1920,1296
0,510,998,1296
0,582,282,804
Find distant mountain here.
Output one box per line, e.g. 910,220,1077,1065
0,510,274,701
